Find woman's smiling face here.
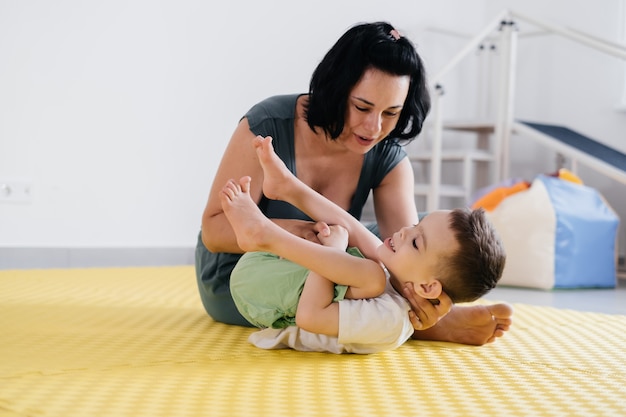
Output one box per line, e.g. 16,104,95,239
337,67,410,153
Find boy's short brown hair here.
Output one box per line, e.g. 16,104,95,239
436,208,506,303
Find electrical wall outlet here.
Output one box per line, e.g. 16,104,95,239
0,180,33,203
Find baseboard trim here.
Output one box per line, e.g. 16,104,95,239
0,247,195,270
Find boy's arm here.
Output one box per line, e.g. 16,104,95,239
267,228,386,298
316,225,381,300
295,269,340,336
288,184,382,261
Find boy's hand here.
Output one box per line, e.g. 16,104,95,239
317,224,349,250
274,219,330,244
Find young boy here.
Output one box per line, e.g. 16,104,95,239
221,136,506,354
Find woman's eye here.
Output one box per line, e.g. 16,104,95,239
356,106,368,112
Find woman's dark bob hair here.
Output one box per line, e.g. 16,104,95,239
305,21,430,144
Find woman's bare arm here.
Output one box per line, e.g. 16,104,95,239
372,157,420,239
201,119,264,253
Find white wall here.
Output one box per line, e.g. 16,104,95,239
1,0,624,264
0,0,484,252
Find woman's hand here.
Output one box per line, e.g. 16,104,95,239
272,219,330,244
402,282,452,330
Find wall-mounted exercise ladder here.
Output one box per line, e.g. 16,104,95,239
415,9,626,213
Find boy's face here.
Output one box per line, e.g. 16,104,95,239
377,211,458,294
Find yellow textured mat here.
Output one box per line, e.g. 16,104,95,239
1,266,625,417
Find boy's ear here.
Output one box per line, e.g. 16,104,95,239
415,280,442,299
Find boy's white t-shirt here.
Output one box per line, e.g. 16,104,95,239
248,278,414,354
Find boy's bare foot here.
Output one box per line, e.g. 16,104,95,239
412,303,513,346
219,176,279,252
253,135,300,201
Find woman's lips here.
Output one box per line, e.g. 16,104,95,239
354,134,375,146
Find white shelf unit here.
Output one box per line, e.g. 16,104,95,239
411,121,495,210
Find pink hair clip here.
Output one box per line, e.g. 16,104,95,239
390,29,401,40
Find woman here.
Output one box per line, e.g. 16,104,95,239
196,21,512,345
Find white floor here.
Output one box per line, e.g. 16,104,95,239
485,278,626,315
